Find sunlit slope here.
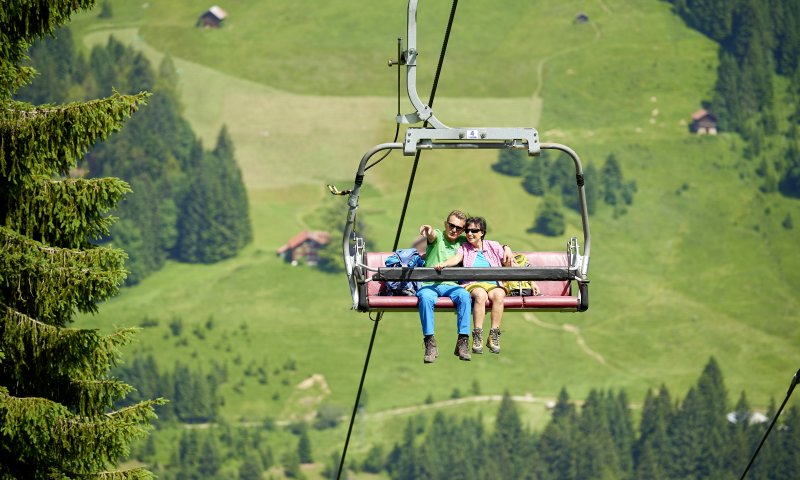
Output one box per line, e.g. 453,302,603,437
72,0,800,421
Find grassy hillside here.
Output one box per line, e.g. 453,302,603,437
69,0,800,470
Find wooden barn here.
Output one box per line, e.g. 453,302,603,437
690,108,718,135
276,230,331,265
197,5,228,28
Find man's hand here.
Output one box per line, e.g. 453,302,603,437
419,225,435,242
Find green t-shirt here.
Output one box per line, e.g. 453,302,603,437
424,228,466,286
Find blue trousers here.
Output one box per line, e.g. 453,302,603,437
416,284,471,336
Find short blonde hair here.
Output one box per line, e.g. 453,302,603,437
446,210,467,222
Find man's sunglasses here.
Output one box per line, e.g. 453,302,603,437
446,222,465,231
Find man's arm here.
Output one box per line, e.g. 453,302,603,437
419,225,437,243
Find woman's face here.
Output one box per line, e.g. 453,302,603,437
465,222,483,246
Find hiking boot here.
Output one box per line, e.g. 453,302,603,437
453,336,471,361
423,336,439,364
487,328,501,354
471,328,484,354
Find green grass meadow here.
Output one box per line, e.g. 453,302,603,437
69,0,800,471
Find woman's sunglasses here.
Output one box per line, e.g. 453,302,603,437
465,228,482,234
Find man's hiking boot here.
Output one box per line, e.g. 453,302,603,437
471,328,484,354
487,327,501,354
423,336,438,364
454,336,471,361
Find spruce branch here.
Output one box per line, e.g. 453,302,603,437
0,92,150,181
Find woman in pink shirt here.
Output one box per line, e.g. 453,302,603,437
433,216,509,354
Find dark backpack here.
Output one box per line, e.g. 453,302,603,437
383,248,425,296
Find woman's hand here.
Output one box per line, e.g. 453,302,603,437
501,245,513,266
531,282,541,296
434,262,446,272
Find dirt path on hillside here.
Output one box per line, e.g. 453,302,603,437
532,14,603,129
362,393,562,421
523,313,606,364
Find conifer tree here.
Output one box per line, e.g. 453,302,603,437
492,148,528,176
521,156,548,196
607,390,635,475
213,124,252,251
281,448,304,479
0,2,163,478
575,390,619,479
487,392,527,479
198,433,222,477
173,126,251,263
531,195,566,236
634,385,673,474
297,422,313,464
539,388,579,479
725,392,753,477
238,451,264,480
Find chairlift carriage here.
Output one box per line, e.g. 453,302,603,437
339,0,591,314
333,1,593,476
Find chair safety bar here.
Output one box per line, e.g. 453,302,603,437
373,267,576,282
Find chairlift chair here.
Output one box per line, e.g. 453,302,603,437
340,0,591,313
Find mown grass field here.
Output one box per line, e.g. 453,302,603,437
69,0,800,472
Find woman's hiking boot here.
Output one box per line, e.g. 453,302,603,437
454,335,471,361
471,328,484,354
423,335,438,364
487,328,501,354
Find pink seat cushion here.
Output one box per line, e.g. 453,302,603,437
364,251,577,311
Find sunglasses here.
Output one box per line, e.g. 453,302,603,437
465,228,482,234
447,222,465,231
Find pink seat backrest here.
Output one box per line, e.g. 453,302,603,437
365,252,392,296
523,252,571,296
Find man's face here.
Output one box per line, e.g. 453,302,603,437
443,215,465,242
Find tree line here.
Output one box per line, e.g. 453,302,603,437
16,28,252,283
493,149,637,236
669,0,800,199
342,357,798,480
114,355,222,425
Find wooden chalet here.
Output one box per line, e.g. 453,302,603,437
690,109,718,135
197,5,228,28
276,230,331,265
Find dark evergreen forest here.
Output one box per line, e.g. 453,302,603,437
375,358,798,480
116,356,798,479
16,28,252,284
669,0,800,198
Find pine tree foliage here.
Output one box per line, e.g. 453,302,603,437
0,2,164,478
492,148,528,176
172,125,251,264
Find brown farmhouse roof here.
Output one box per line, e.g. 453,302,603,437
276,230,331,254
